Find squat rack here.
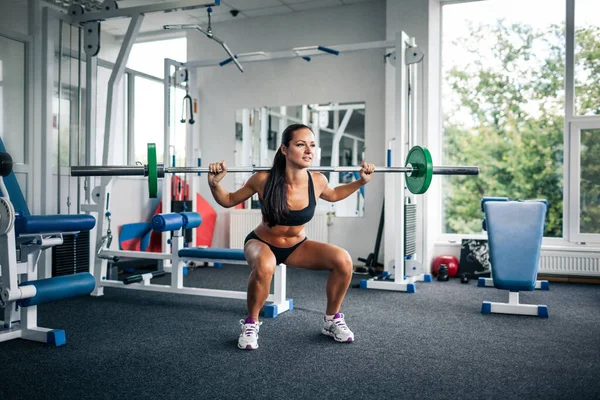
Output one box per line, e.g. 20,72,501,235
46,0,432,294
162,30,430,292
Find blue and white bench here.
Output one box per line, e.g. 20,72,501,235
95,211,292,318
0,143,96,346
477,197,550,291
480,197,549,318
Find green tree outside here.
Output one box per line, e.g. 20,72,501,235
442,21,600,237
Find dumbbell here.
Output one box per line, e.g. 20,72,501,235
460,273,470,284
437,264,449,281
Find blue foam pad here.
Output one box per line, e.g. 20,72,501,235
481,301,492,314
484,201,547,291
17,273,95,307
179,247,246,261
478,278,486,287
180,212,202,229
152,213,184,232
263,304,278,318
538,305,549,318
47,329,66,347
14,214,96,235
360,280,368,289
424,274,432,283
541,280,550,291
287,298,294,311
407,283,416,293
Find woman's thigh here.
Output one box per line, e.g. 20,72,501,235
244,239,277,271
283,240,351,271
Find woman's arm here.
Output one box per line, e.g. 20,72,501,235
317,161,375,203
207,161,265,208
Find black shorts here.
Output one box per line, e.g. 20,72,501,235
244,231,307,265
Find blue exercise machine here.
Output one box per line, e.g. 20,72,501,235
0,145,96,346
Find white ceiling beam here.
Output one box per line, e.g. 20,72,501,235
70,0,219,23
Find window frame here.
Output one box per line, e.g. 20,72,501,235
437,0,599,247
0,27,33,208
568,118,600,244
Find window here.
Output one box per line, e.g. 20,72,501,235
441,0,566,237
95,65,127,166
574,0,600,116
0,35,26,163
128,38,188,166
128,37,187,78
569,123,600,242
133,76,164,164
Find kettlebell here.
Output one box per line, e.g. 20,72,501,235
437,264,449,281
460,273,470,284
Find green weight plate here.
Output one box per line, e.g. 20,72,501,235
405,146,433,194
147,143,158,198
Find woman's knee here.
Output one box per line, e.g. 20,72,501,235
248,253,277,279
332,249,353,275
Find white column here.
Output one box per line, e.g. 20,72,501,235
329,109,353,188
260,107,269,166
311,111,321,166
278,106,287,146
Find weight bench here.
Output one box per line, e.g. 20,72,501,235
480,197,549,318
96,211,292,318
477,197,550,291
0,144,96,346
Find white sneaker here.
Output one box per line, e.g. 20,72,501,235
238,317,261,350
322,313,355,343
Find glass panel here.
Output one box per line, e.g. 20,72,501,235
234,103,366,217
128,38,187,78
0,35,26,163
170,86,187,167
441,0,565,237
574,0,600,116
96,66,127,165
579,129,600,234
134,76,164,163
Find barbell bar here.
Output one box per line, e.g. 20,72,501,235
70,143,479,198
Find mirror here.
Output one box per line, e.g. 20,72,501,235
234,102,366,217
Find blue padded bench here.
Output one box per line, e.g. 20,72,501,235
139,212,293,319
177,244,292,318
15,214,96,236
480,197,549,318
179,247,246,262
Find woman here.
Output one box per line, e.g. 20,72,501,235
208,124,375,350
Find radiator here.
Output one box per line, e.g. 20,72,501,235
538,250,600,276
229,210,329,249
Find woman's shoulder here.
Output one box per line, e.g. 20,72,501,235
247,171,269,188
309,171,327,181
309,171,328,186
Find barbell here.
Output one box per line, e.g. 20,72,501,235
70,143,479,198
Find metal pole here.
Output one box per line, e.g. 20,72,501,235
57,19,63,214
71,164,479,176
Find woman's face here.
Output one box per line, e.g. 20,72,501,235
283,127,316,168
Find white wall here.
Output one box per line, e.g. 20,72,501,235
0,0,29,36
188,1,386,262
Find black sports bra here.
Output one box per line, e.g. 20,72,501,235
279,171,316,226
